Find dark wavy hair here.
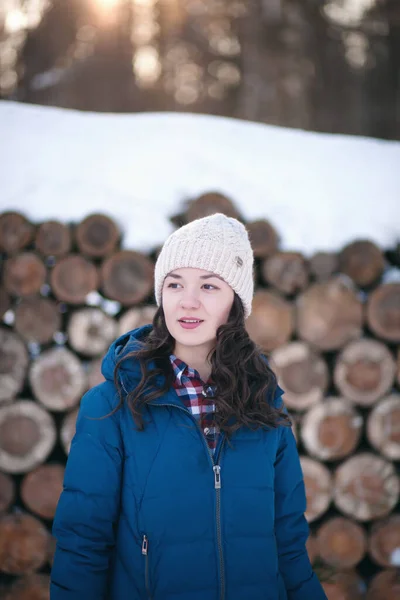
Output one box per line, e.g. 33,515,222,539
113,294,291,438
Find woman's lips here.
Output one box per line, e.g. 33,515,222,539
178,319,204,330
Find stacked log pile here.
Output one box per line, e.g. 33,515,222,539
0,195,399,599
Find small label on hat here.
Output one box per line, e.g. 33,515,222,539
235,256,243,267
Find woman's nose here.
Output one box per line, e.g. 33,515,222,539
180,292,201,309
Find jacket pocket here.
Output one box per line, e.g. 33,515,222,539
142,534,152,600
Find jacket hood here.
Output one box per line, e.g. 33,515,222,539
101,324,153,389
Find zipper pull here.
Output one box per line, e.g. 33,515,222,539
142,535,148,555
213,465,221,489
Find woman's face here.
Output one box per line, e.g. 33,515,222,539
162,267,234,356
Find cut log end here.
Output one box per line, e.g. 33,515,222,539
0,512,50,574
246,220,279,258
0,401,57,473
338,240,385,287
185,192,241,222
50,254,99,304
14,296,61,344
367,283,400,342
309,252,338,281
245,290,294,352
35,220,71,257
29,347,87,412
21,464,65,520
368,514,400,568
366,569,400,600
334,338,396,406
0,212,35,254
316,517,367,568
0,328,29,404
300,457,333,522
67,308,117,356
4,253,47,297
75,213,120,257
60,408,79,455
301,398,363,461
119,305,157,335
321,570,366,600
262,252,309,295
367,395,400,460
1,574,51,600
333,453,400,521
296,278,363,350
101,251,154,305
270,342,329,411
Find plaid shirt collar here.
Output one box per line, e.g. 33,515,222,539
169,354,216,390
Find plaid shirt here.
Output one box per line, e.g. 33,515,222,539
169,354,220,456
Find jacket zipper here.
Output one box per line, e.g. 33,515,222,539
142,534,152,600
151,402,226,600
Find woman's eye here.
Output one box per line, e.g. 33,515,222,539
203,284,217,290
167,283,181,289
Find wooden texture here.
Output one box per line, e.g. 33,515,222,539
245,290,294,352
67,308,117,356
1,574,50,600
0,212,34,254
305,534,319,565
366,282,400,342
100,251,154,305
321,570,366,600
87,358,105,389
301,398,363,461
398,348,400,386
185,192,241,222
309,251,338,281
368,514,400,568
246,219,279,258
3,253,47,297
14,296,61,344
118,305,157,335
60,408,79,455
334,339,396,406
0,288,10,318
75,213,120,257
29,347,87,411
270,342,329,411
35,220,71,257
333,453,400,521
296,278,363,350
261,251,309,295
0,512,50,574
0,471,16,513
0,401,57,474
367,395,400,460
21,464,65,520
50,254,99,304
338,240,385,287
366,569,400,600
0,328,29,404
316,517,367,568
300,456,333,522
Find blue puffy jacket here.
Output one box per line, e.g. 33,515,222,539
51,325,327,600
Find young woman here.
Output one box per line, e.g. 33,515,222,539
51,213,327,600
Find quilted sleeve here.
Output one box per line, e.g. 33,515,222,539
50,382,123,600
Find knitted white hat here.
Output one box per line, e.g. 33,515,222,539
154,213,254,318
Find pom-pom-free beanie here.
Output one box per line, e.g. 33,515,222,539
154,213,254,318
